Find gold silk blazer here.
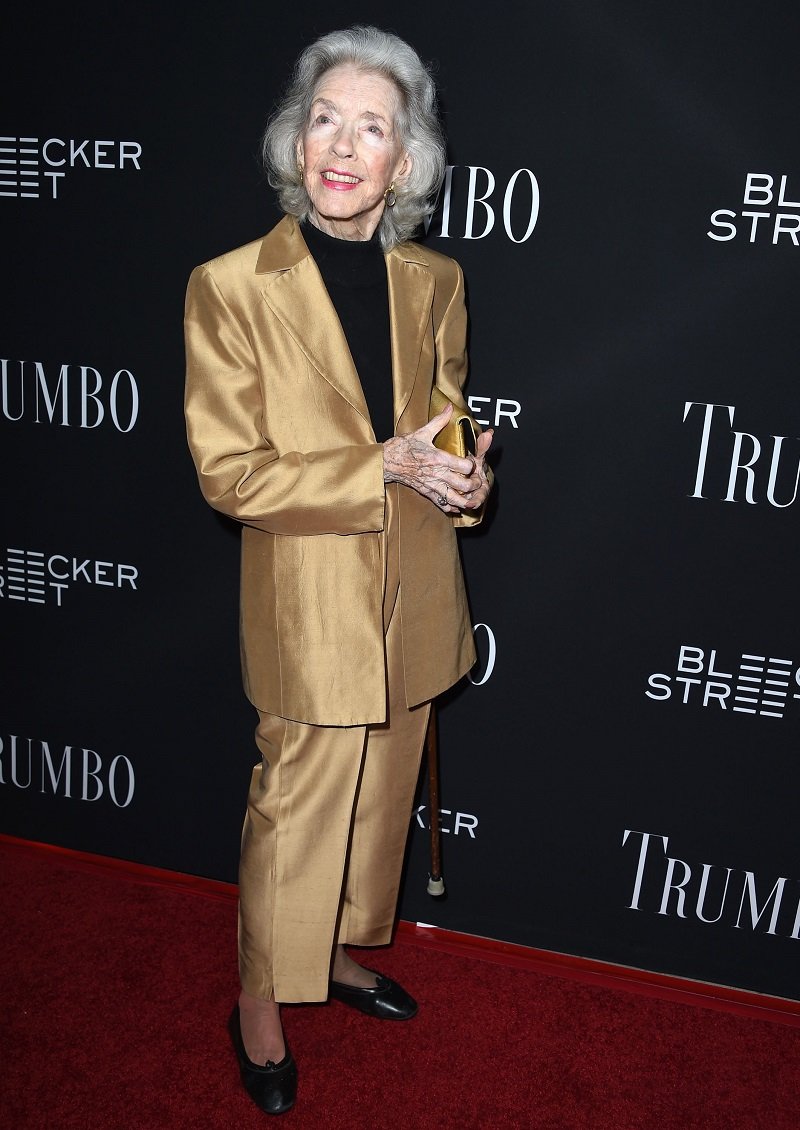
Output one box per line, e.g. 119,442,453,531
184,214,482,726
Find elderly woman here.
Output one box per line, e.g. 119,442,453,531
184,25,492,1115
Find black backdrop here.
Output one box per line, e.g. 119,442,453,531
3,1,799,1000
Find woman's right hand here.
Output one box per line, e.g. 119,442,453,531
383,403,492,514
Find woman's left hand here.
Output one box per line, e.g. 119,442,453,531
462,427,494,511
383,405,493,514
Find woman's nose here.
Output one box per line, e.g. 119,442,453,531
330,125,355,158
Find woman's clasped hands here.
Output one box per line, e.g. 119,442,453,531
383,402,493,514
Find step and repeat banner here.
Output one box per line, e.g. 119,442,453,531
3,3,798,1000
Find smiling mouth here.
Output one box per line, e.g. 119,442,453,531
321,170,361,185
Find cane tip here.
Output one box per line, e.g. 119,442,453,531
427,875,445,896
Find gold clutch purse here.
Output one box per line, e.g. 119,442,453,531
429,386,478,459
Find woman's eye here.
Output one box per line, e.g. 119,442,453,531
366,124,383,136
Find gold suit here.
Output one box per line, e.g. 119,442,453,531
184,215,483,1000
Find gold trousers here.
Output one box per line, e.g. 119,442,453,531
237,485,431,1003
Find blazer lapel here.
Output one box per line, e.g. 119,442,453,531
256,216,371,424
387,246,434,428
255,217,435,433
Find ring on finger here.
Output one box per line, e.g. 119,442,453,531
437,491,447,506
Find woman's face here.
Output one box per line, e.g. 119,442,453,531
298,64,411,241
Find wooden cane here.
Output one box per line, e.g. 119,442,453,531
425,706,445,896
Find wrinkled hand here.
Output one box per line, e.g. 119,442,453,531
383,403,494,514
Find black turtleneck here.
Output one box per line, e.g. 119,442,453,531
301,220,394,442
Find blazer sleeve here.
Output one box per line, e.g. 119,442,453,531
433,260,493,529
183,264,386,537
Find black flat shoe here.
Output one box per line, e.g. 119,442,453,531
227,1005,298,1115
328,971,417,1020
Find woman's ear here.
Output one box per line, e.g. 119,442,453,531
395,151,412,183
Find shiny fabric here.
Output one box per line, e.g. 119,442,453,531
430,386,479,458
238,486,431,1002
184,215,482,726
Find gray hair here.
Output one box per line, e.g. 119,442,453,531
261,25,447,251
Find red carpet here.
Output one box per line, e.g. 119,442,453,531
2,840,799,1129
